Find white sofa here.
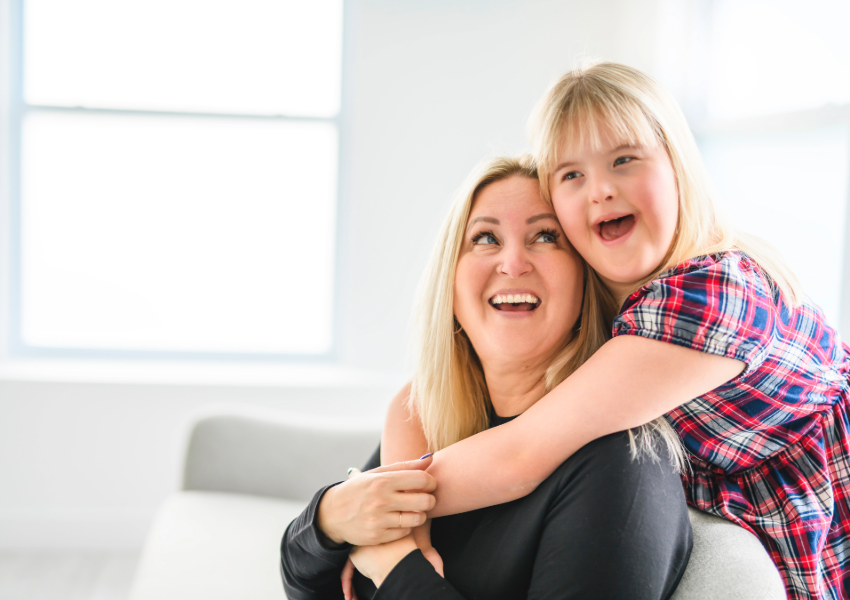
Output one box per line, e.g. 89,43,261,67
128,410,785,600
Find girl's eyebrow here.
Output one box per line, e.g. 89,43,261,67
554,143,645,172
610,143,643,153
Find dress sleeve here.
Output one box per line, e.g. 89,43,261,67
612,253,776,373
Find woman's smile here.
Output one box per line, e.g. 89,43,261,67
488,288,541,314
454,175,583,366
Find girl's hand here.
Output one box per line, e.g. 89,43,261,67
341,519,445,599
413,519,444,576
349,535,418,588
317,455,436,547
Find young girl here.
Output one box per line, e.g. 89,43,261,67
378,62,850,599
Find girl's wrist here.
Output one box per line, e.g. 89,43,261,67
371,538,418,587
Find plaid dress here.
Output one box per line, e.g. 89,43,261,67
613,251,850,600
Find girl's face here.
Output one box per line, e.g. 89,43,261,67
454,176,583,369
548,124,679,300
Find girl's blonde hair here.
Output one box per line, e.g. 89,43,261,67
409,154,685,469
528,60,802,303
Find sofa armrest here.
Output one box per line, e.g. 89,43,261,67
182,410,381,501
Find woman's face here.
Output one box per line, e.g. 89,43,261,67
454,175,584,368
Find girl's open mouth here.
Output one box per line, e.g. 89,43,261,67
489,293,540,312
597,214,636,241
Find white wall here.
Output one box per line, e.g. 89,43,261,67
0,0,738,550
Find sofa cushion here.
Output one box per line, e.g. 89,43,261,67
672,508,784,599
129,493,785,600
129,491,306,600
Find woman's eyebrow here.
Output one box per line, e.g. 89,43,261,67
527,213,558,224
467,216,499,230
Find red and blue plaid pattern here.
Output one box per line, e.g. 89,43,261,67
613,252,850,600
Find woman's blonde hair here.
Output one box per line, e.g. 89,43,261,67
408,154,685,469
528,60,802,303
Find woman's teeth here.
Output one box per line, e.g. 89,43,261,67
491,293,539,305
490,294,540,311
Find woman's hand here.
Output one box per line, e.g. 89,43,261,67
349,535,418,589
317,455,437,547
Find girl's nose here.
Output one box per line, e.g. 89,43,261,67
497,246,533,278
588,174,616,204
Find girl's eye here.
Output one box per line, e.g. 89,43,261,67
613,156,634,167
471,231,498,245
563,171,581,181
534,229,560,244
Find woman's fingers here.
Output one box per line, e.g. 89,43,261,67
341,557,357,600
317,456,437,547
373,470,437,494
366,453,433,474
386,491,437,514
398,511,428,529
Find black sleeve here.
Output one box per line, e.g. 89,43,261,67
280,483,351,600
371,550,467,600
279,443,382,600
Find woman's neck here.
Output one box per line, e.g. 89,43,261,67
482,360,549,418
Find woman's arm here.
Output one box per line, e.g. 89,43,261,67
381,382,429,465
425,335,744,516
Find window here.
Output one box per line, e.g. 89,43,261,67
6,0,343,356
692,0,850,332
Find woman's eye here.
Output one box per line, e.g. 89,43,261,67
613,156,634,167
534,230,560,244
472,232,498,245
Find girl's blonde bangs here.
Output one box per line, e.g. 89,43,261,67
532,75,660,199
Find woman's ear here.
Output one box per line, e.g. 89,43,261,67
453,316,464,335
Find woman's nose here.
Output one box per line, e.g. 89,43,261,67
497,246,532,278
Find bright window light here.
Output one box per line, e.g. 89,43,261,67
17,0,342,356
699,126,849,326
707,1,850,119
21,112,337,354
24,0,343,116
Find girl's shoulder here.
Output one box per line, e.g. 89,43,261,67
657,250,768,290
628,250,775,311
616,250,781,371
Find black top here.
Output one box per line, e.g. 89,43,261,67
280,414,692,600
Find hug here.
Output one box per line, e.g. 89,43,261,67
281,61,850,600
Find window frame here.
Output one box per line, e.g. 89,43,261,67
0,0,349,361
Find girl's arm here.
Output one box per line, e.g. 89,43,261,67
419,335,744,516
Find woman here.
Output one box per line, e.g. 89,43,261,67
280,155,692,599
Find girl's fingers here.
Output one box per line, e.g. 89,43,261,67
341,557,356,600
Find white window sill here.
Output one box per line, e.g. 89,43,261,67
0,357,407,389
